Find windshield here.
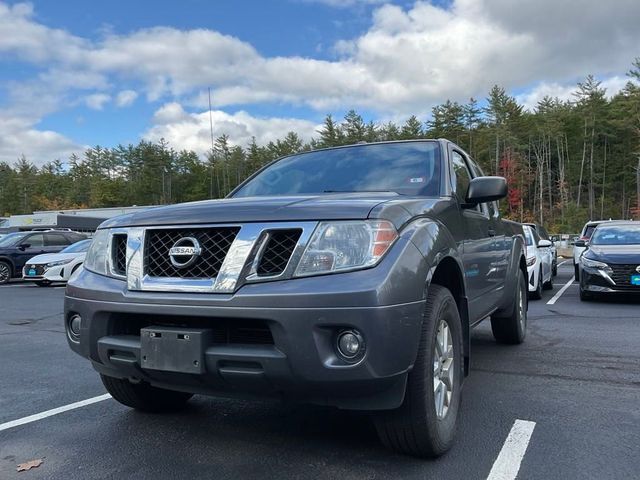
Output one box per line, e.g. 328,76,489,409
0,232,27,247
61,239,92,253
590,224,640,245
232,142,441,197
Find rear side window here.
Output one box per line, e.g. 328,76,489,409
45,233,71,247
24,234,44,247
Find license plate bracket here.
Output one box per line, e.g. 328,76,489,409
140,326,211,374
631,274,640,286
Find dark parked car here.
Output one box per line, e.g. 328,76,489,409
578,221,640,300
0,230,86,284
65,140,527,458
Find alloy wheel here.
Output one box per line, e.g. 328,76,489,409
433,319,455,419
0,263,10,284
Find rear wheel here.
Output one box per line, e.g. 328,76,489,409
491,269,527,344
0,261,11,284
543,270,553,290
101,375,193,412
374,285,462,458
574,263,579,281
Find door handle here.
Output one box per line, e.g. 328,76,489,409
487,229,496,237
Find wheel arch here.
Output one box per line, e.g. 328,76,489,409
428,256,470,377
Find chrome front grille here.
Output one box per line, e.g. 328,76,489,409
123,222,317,294
144,227,240,279
610,264,640,288
112,234,128,276
256,229,302,276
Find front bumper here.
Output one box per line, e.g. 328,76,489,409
580,268,640,295
65,238,428,410
22,264,67,282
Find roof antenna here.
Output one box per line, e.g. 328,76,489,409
208,87,215,153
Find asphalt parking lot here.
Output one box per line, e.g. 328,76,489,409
1,263,639,480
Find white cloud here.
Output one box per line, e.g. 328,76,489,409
84,93,111,110
0,113,83,165
115,89,138,107
2,0,639,115
144,103,319,157
517,76,631,111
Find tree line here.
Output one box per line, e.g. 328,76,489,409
1,59,639,233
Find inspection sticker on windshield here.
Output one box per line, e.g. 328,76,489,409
409,177,425,183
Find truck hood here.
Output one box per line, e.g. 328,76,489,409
100,193,413,229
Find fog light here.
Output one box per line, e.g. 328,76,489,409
336,330,365,360
69,314,82,336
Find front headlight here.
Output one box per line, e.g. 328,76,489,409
83,229,111,276
294,220,398,277
45,259,72,268
580,256,610,271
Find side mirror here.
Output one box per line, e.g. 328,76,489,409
574,240,587,247
537,239,553,248
465,176,508,205
19,243,31,250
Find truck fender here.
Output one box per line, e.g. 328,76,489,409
400,218,471,376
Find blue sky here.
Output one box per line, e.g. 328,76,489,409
0,0,638,165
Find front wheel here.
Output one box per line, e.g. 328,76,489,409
574,263,579,281
101,375,193,412
491,269,527,344
374,285,462,458
0,261,11,285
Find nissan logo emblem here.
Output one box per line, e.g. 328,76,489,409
636,265,640,274
169,237,202,268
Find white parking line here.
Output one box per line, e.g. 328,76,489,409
557,259,569,267
546,278,574,305
487,419,536,480
0,394,111,432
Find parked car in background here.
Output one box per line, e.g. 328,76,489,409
0,230,86,284
573,220,619,280
523,224,554,299
525,223,557,276
578,221,640,301
22,238,92,286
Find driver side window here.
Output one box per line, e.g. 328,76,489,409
451,151,481,213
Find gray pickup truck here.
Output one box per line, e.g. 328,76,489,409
65,139,527,458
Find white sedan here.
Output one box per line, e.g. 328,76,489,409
22,239,92,286
523,224,554,299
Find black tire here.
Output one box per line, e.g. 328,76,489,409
35,280,51,287
543,271,553,290
0,261,11,285
530,267,543,300
491,269,527,344
101,374,193,412
574,263,579,281
373,285,463,458
552,262,558,277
